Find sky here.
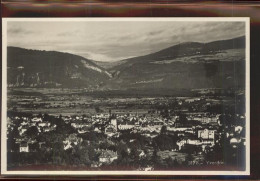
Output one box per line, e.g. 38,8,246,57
7,20,245,62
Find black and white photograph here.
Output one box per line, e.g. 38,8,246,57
1,18,250,175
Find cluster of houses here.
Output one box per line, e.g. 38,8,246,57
186,113,220,124
9,116,57,137
7,115,57,153
98,150,118,164
62,110,245,157
176,128,216,152
7,107,246,166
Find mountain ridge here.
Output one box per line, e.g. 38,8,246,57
108,36,245,90
110,36,245,71
7,35,246,90
7,47,111,88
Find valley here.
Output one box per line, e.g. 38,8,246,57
5,35,247,171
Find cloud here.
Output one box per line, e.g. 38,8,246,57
7,26,33,35
148,30,164,36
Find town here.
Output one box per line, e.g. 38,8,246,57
6,88,246,171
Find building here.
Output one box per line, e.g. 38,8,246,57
20,142,29,152
198,128,216,140
94,127,102,133
118,124,135,130
235,126,243,133
99,150,118,163
18,127,28,136
38,122,51,127
63,134,82,150
177,138,215,151
105,124,117,137
111,119,117,131
187,113,220,124
31,117,42,122
138,150,146,158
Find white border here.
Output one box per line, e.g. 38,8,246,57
1,17,250,176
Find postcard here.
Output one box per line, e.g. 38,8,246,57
1,17,250,175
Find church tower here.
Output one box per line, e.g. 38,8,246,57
111,119,117,131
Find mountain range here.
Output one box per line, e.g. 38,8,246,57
7,36,246,90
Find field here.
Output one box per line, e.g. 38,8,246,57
8,88,179,116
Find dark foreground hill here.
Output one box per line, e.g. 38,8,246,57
7,47,111,88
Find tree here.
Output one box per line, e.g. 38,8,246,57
115,140,132,167
154,134,178,151
130,148,139,161
186,153,193,162
25,126,38,138
184,153,193,166
165,156,179,168
7,137,19,152
95,106,102,113
179,113,188,124
161,109,170,119
151,147,160,167
8,126,19,138
165,156,173,168
12,106,18,112
160,125,167,135
70,144,91,166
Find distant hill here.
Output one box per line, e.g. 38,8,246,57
109,36,246,90
93,60,122,69
7,47,111,88
111,36,245,70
